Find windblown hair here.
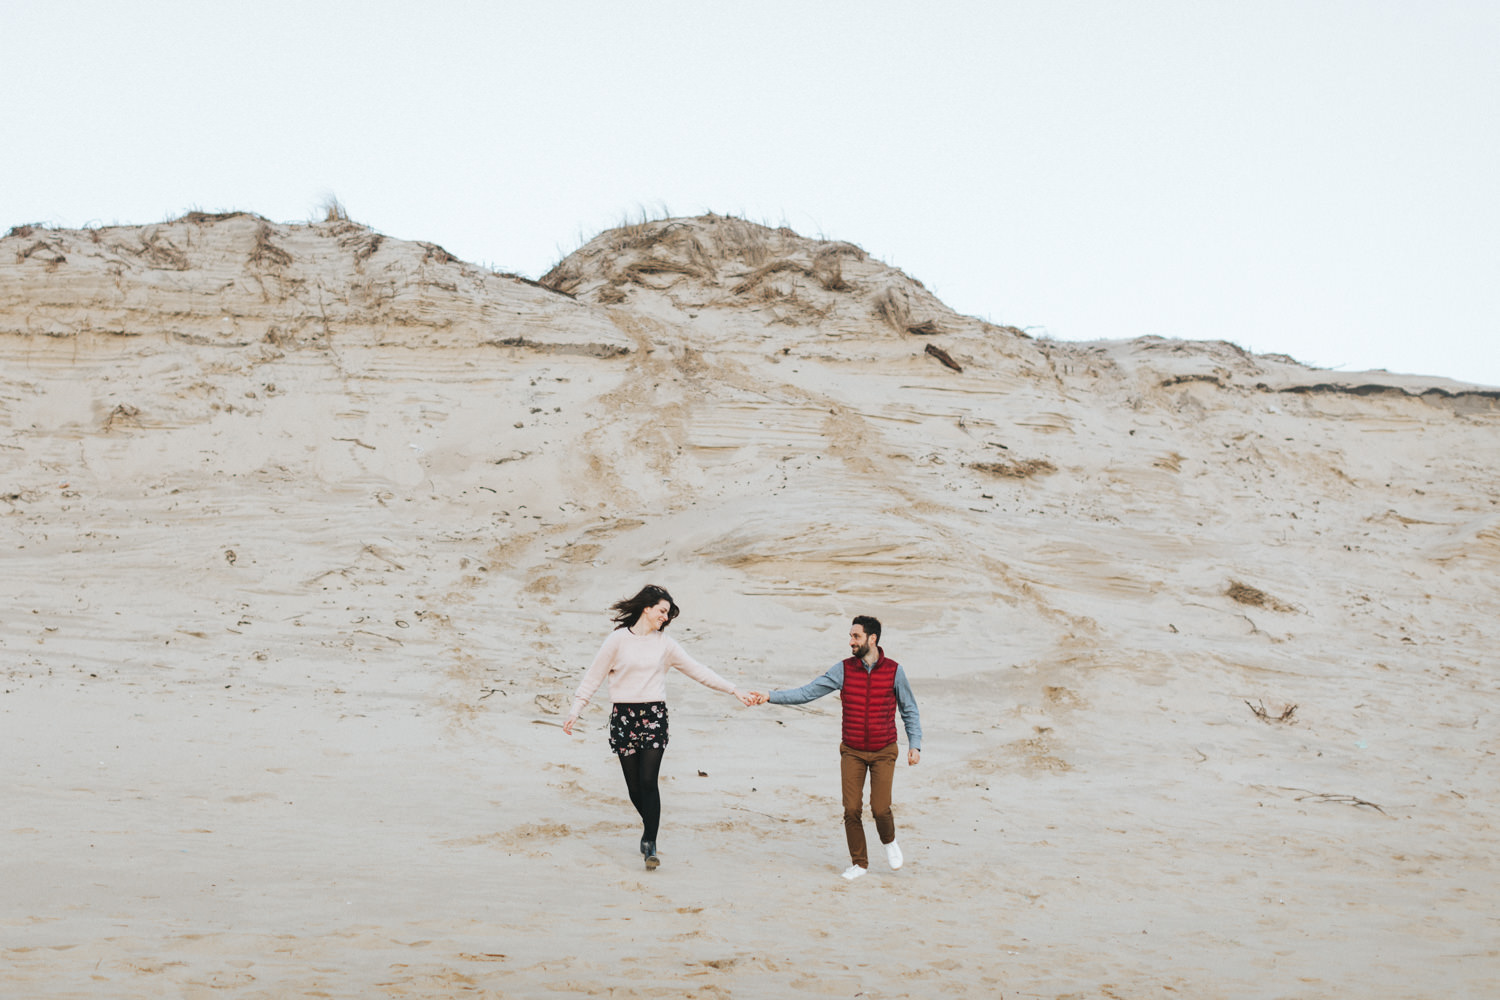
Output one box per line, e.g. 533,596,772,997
852,615,882,643
610,584,681,631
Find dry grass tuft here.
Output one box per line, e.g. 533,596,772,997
1161,374,1224,389
613,222,657,250
1227,581,1296,612
138,230,191,270
708,216,773,267
181,210,252,225
419,242,459,266
620,258,709,285
17,240,67,265
731,259,810,296
818,240,868,262
811,257,846,291
1152,452,1184,472
810,244,859,291
612,217,659,250
343,232,384,265
991,323,1031,340
635,223,716,274
970,458,1056,479
6,223,46,239
494,270,576,299
103,403,142,431
539,258,583,294
676,230,716,275
874,287,912,331
607,206,678,252
321,196,350,223
875,280,941,335
1281,787,1387,815
1245,699,1298,723
250,222,292,270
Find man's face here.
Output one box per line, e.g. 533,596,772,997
849,625,876,659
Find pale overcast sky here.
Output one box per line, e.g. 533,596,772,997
5,2,1496,385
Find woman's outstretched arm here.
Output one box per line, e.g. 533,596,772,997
663,636,755,706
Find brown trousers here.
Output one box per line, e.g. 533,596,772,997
839,741,898,868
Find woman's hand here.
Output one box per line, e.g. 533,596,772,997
733,688,757,707
562,714,578,735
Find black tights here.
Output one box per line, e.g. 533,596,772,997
617,747,665,843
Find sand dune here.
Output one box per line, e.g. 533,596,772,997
3,212,1497,998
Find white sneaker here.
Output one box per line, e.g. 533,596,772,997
841,865,867,881
885,841,904,870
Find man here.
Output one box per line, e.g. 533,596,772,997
751,616,922,881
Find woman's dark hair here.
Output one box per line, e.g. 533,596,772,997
610,584,681,630
852,615,882,643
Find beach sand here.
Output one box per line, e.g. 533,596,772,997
2,214,1497,998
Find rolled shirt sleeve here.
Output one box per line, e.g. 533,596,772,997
893,665,922,751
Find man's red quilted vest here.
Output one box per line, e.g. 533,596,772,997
841,655,899,751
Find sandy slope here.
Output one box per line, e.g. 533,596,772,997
2,213,1497,999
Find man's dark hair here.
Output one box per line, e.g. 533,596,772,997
851,615,881,643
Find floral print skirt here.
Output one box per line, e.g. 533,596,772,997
609,701,669,756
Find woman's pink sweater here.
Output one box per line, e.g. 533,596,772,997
570,627,734,718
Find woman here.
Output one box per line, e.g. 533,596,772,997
563,584,754,870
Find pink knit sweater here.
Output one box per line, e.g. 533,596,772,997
570,628,735,717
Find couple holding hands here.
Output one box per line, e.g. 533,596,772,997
562,584,922,880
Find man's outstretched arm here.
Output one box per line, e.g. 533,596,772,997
754,664,843,706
